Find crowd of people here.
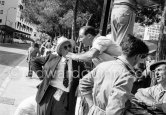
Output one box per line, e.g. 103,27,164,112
13,26,166,115
14,0,166,115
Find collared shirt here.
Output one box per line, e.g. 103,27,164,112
137,84,166,113
91,36,122,66
50,56,73,92
79,56,136,115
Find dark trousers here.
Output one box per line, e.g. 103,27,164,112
37,86,69,115
27,61,33,77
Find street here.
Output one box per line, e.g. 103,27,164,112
0,44,40,115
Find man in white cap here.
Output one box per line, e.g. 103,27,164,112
135,60,166,114
31,36,86,115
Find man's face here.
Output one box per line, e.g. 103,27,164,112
79,29,92,47
133,54,148,66
60,42,72,57
154,64,166,84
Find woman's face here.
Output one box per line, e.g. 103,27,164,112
60,42,72,57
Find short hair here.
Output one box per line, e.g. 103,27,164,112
121,34,149,57
80,26,97,36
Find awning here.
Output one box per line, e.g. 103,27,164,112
0,25,31,36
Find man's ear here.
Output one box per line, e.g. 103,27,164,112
87,34,92,39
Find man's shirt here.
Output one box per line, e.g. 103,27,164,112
50,57,73,92
91,36,122,66
136,84,166,113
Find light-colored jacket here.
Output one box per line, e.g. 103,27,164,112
91,36,122,66
79,56,136,115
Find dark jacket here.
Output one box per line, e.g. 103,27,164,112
31,54,86,111
31,54,61,103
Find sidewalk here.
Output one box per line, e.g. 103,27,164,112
0,45,41,115
0,58,41,115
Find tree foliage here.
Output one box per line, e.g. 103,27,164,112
136,6,162,26
22,0,103,39
135,0,165,26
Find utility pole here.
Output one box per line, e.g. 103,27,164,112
156,1,166,60
99,0,113,36
71,0,79,41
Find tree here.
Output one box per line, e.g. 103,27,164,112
135,3,163,26
133,0,166,60
22,0,104,40
22,0,63,39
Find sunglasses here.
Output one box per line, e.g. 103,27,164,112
64,44,72,50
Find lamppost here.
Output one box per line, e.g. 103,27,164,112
5,7,16,26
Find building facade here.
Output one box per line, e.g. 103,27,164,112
0,0,38,43
144,23,160,41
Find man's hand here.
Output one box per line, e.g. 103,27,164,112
66,52,77,60
66,48,99,62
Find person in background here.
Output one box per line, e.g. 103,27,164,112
26,42,40,78
135,60,166,114
131,63,151,94
43,43,52,57
79,34,149,115
66,26,122,66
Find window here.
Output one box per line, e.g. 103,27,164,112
0,1,5,5
0,10,3,14
1,1,4,5
0,19,2,23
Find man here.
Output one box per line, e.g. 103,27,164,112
66,26,122,66
79,34,149,115
135,60,166,114
26,42,40,78
31,37,85,115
